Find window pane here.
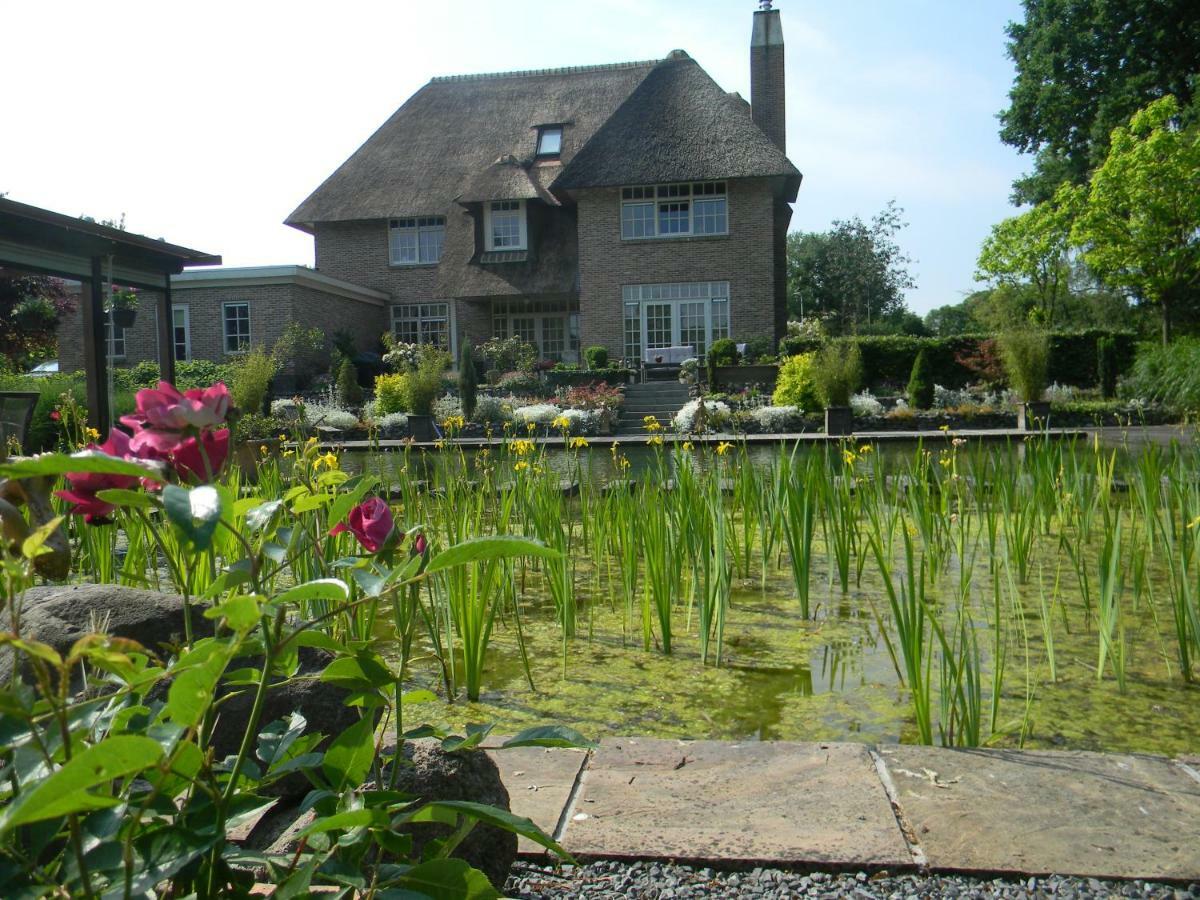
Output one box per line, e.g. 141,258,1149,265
658,201,689,234
390,227,418,264
621,202,655,238
224,304,249,353
693,198,727,234
680,300,707,359
541,316,565,360
645,302,672,349
419,222,444,263
491,210,521,248
172,307,189,361
623,302,641,363
537,127,562,155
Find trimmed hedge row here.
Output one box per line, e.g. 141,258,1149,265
778,330,1136,390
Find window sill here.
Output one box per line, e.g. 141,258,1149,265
388,262,440,269
620,233,730,244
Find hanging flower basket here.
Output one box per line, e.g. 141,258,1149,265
111,307,137,328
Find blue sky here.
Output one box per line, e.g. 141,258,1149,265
0,0,1028,315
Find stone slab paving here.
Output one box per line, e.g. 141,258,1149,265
557,738,912,867
485,746,589,854
876,745,1200,880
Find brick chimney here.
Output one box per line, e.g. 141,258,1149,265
750,1,786,153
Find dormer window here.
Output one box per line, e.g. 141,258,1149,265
536,126,563,158
484,200,528,251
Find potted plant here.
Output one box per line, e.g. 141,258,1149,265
813,340,862,436
999,330,1050,430
109,286,138,328
405,347,449,441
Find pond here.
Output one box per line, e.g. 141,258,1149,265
331,435,1200,757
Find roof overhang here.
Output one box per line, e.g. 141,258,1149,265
173,264,389,307
0,197,220,289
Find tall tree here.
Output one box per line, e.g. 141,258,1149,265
1070,96,1200,344
975,184,1078,325
999,0,1200,204
786,201,916,334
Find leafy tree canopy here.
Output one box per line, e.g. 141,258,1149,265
1000,0,1200,204
976,184,1079,325
1070,95,1200,343
0,271,73,372
786,201,917,335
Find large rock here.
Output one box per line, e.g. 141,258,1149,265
3,584,358,799
0,583,214,681
211,646,360,775
391,739,518,891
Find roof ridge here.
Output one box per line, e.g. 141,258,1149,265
430,58,663,83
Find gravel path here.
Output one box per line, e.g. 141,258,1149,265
506,861,1200,899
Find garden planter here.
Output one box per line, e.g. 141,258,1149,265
407,414,436,442
111,307,137,329
824,406,853,436
711,364,780,392
1019,400,1051,431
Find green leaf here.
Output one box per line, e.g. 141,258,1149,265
292,492,335,513
0,736,164,834
94,488,155,510
256,712,307,770
393,858,499,900
441,723,494,753
408,801,570,859
320,651,394,691
162,484,222,551
322,715,375,791
276,578,349,606
294,807,388,839
165,642,230,728
501,725,597,750
0,452,164,482
0,635,63,668
203,594,262,631
425,536,559,574
21,515,64,560
243,499,283,533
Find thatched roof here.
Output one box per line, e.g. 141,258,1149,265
553,52,800,192
458,155,559,206
286,60,658,230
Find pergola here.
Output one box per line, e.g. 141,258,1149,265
0,198,221,432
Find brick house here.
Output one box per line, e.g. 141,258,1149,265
59,5,799,376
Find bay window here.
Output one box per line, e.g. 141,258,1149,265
391,302,453,355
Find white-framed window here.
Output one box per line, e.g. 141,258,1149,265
106,321,126,360
621,281,731,362
223,301,251,354
492,299,580,363
536,125,563,157
391,302,453,356
484,200,527,251
172,305,191,362
389,217,445,265
620,182,727,240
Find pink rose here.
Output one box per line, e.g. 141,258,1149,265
122,381,230,432
170,428,230,484
54,429,141,524
330,497,394,554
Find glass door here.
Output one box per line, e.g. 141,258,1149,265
644,302,673,351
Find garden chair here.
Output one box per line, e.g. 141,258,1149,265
0,392,41,455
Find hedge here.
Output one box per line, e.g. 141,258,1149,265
778,330,1135,391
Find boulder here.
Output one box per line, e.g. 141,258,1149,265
0,583,214,681
3,585,358,800
390,739,518,891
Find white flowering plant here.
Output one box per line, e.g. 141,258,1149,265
673,398,732,433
